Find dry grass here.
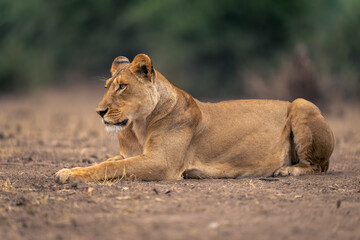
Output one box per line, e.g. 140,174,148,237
0,178,16,193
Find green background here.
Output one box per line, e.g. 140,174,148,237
1,0,359,101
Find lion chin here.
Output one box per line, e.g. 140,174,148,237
105,125,123,135
103,119,129,135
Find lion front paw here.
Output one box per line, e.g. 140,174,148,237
55,167,92,183
55,168,73,184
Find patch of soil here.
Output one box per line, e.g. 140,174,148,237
1,87,360,240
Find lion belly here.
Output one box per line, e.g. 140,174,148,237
184,99,291,178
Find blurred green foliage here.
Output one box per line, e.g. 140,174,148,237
0,0,359,99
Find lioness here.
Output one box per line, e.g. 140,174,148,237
55,54,334,183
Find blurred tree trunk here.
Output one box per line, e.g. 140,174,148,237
285,44,321,104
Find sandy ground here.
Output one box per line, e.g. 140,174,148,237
0,86,359,240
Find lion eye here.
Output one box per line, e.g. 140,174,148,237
117,84,127,92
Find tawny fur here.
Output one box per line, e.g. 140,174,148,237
55,54,334,183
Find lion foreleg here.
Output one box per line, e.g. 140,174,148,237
55,155,168,183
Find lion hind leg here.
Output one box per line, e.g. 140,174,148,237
274,98,334,177
273,164,317,177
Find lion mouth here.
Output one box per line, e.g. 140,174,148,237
104,119,129,127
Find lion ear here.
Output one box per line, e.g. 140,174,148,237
111,56,130,76
130,54,154,81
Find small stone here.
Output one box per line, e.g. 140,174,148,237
81,158,93,164
336,200,342,208
16,197,27,206
208,222,219,229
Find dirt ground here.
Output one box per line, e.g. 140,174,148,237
1,85,359,240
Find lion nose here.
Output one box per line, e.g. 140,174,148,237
96,108,109,118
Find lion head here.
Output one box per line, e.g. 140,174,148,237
96,54,159,133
